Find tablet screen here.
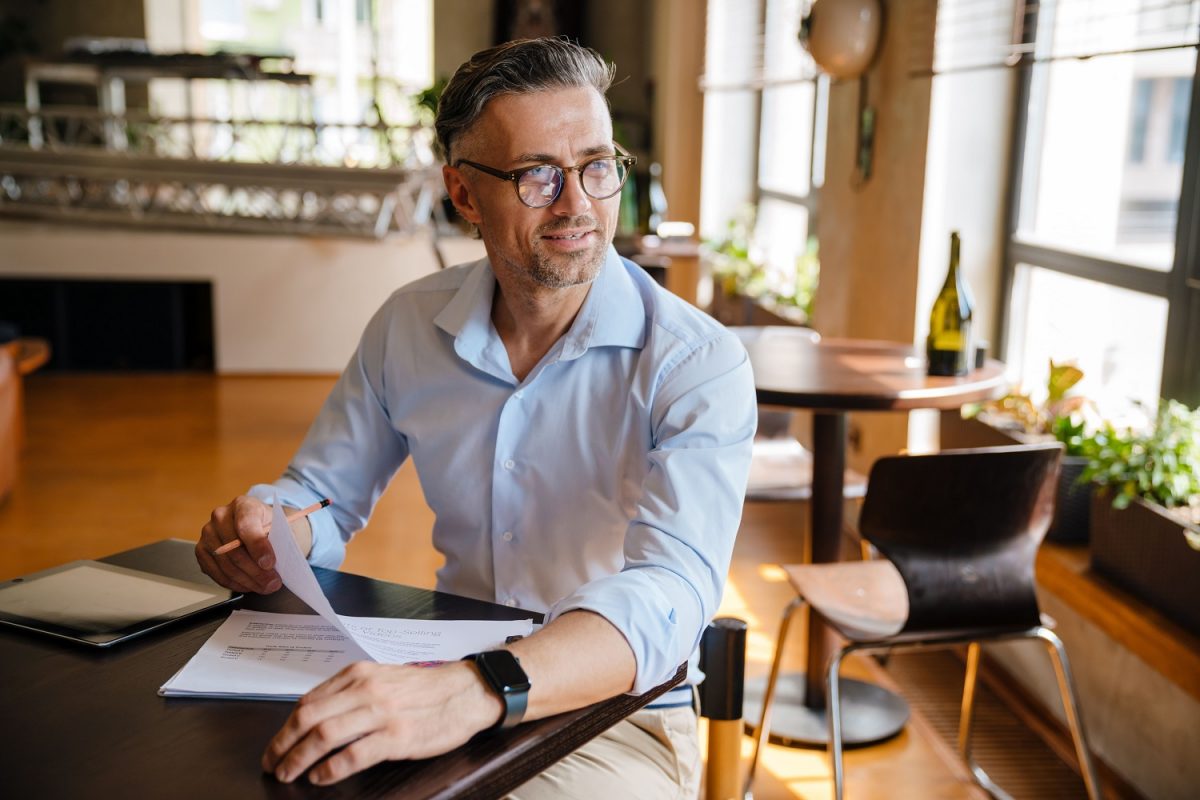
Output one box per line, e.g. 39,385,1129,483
0,561,238,645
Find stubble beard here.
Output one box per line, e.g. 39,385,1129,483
527,217,610,289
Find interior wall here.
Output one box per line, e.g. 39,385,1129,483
916,68,1016,364
989,593,1200,799
0,221,464,373
813,0,935,471
649,0,706,304
431,0,494,82
0,0,148,105
586,0,653,153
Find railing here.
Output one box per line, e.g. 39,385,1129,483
0,105,444,239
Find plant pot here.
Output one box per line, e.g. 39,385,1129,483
1045,456,1091,544
1090,493,1200,637
708,286,807,328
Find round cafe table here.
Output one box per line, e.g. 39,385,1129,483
738,330,1006,747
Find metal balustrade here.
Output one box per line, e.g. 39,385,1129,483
0,105,443,239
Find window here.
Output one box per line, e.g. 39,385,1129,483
150,0,433,164
699,0,826,313
1128,78,1152,163
1001,0,1200,418
1171,77,1190,163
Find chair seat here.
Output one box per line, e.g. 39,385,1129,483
782,560,908,641
747,437,868,502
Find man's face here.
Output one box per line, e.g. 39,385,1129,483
445,87,620,292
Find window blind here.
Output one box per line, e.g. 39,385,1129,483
914,0,1200,76
700,0,819,91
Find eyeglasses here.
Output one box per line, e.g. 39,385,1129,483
454,144,637,209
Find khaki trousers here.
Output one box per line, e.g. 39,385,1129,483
506,706,700,800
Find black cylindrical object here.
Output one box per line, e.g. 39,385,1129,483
699,616,747,720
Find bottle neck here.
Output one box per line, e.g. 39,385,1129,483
943,234,961,288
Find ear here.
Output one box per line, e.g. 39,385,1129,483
443,165,484,227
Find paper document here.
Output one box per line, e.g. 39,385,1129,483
160,497,534,700
160,609,533,700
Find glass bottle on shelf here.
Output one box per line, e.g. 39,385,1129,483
644,162,668,236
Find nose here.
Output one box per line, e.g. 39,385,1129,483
552,168,591,217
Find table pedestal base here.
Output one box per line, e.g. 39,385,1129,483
742,673,909,747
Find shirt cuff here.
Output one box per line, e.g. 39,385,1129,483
247,481,345,570
546,568,702,695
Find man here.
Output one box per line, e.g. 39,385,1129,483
195,37,755,797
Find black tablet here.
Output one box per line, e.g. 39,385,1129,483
0,560,240,647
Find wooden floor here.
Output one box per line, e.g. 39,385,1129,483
2,373,1073,799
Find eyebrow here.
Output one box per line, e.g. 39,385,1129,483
510,144,615,166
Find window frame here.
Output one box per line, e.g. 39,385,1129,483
997,15,1200,408
700,0,825,276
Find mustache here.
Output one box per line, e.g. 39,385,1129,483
536,216,599,235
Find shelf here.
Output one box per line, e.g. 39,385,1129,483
1037,542,1200,702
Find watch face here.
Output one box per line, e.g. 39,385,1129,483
480,651,530,692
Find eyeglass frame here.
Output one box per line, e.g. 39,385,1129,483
453,143,637,208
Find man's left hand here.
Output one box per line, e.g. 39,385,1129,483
262,660,502,785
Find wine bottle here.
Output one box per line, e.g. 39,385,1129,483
926,231,974,376
617,169,640,238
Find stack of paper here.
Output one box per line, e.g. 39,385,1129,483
160,498,534,700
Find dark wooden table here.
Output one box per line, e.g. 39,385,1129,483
740,334,1006,747
0,539,684,799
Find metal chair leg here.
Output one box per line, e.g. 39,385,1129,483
1037,627,1103,800
957,642,980,757
957,642,1013,800
744,596,805,799
826,646,849,800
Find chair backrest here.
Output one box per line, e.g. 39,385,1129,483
858,443,1062,635
0,344,18,503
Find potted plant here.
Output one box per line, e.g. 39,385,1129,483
969,361,1095,543
1084,399,1200,636
705,206,818,328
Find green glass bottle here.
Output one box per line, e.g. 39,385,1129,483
926,231,974,376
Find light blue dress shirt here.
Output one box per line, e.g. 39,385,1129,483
250,247,756,694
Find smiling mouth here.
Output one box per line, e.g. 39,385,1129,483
542,231,593,240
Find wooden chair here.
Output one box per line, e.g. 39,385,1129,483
1,333,51,504
746,443,1102,800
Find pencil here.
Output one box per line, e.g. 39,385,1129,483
212,498,332,556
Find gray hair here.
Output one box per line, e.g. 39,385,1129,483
435,37,615,163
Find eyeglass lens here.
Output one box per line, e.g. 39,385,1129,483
516,158,627,208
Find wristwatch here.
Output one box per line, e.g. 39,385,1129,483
464,649,531,733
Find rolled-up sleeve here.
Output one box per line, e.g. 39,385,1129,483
249,304,409,569
548,332,757,693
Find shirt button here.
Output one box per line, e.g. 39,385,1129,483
513,389,524,399
502,531,513,542
503,459,515,470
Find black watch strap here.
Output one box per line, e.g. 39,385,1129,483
464,650,530,733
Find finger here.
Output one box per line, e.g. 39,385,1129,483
273,707,381,784
196,529,257,594
215,535,275,593
214,500,277,592
263,684,372,773
308,731,392,786
223,544,278,593
232,496,276,569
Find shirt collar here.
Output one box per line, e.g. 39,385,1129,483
433,257,510,379
433,246,648,375
558,246,648,360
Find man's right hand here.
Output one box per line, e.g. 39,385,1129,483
196,495,283,594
